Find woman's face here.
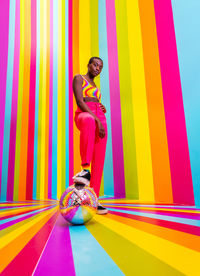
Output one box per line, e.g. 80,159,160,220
88,59,103,77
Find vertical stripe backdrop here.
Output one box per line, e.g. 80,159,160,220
0,0,199,206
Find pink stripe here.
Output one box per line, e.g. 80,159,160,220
26,0,37,200
34,215,75,275
68,0,74,185
154,0,194,204
0,0,10,197
106,0,125,197
48,0,53,198
7,0,20,200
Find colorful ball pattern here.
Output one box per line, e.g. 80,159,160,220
59,184,98,225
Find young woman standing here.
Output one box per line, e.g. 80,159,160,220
72,57,108,214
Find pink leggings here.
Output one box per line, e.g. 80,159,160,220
74,102,107,197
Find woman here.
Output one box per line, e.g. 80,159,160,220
72,57,108,215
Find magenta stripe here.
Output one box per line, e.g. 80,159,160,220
34,215,75,275
48,0,53,198
26,0,37,200
68,0,74,185
7,0,20,200
0,0,10,197
154,0,194,204
106,0,125,197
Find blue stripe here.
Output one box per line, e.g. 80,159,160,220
108,208,200,227
171,1,200,207
69,225,123,276
65,0,69,189
0,0,16,201
33,0,40,200
52,0,58,199
98,0,114,196
0,206,54,225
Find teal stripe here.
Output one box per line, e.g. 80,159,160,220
98,0,114,196
52,0,58,199
65,0,69,188
33,0,40,199
171,0,200,207
108,208,200,227
69,224,123,276
1,0,16,201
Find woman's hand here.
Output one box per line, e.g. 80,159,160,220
96,119,106,138
99,103,107,113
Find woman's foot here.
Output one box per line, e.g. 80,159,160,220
97,203,108,215
72,169,91,186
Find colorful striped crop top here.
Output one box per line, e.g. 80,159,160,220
81,75,101,102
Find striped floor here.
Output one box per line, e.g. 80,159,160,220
0,200,200,275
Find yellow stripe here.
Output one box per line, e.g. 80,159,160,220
79,0,91,73
39,0,47,199
94,215,200,275
57,0,62,199
126,0,154,201
13,0,25,200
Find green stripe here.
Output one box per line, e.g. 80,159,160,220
115,0,138,198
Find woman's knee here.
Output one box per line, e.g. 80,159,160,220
80,113,96,129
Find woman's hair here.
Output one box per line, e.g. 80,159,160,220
88,57,103,64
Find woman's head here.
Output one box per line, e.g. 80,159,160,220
87,57,103,77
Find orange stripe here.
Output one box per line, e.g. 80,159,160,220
138,0,173,203
106,213,200,252
73,0,81,174
18,0,31,200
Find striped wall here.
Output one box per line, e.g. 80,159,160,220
0,0,199,206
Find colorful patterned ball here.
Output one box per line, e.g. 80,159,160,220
59,184,98,225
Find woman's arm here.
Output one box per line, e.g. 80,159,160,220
73,75,105,138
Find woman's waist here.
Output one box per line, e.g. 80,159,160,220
83,97,99,103
75,101,105,117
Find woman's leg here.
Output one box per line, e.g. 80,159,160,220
90,118,107,197
75,112,96,166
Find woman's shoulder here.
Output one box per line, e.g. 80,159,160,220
73,74,83,84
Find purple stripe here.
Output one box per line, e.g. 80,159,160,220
154,0,195,204
106,0,125,197
34,215,75,275
0,0,10,198
48,0,53,199
7,0,20,200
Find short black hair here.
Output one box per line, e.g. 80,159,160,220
88,57,103,64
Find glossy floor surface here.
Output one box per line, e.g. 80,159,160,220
0,199,200,275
